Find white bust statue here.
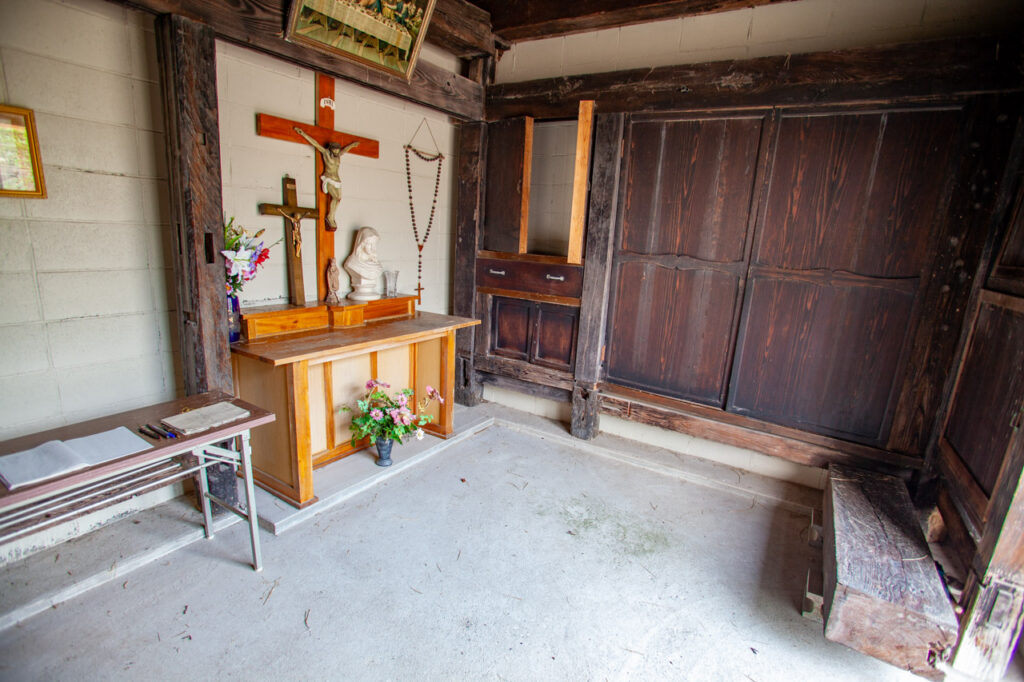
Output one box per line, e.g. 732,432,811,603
344,226,383,301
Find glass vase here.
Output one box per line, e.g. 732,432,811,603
227,294,241,343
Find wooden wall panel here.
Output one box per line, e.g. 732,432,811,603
483,117,531,253
945,302,1024,496
728,274,916,442
607,114,764,407
757,110,959,276
622,118,761,260
533,303,579,372
736,107,963,445
491,297,533,361
607,262,741,406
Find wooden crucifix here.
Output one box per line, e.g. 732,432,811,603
259,176,316,306
256,75,380,301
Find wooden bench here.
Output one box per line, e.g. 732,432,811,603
0,392,274,571
823,463,959,678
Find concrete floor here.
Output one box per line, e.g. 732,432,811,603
0,405,1020,681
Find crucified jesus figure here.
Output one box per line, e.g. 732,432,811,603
294,127,360,230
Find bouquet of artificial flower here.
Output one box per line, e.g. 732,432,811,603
222,217,277,296
343,379,443,446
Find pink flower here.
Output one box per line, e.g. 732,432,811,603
365,379,376,390
388,408,401,422
370,409,384,421
396,393,408,406
425,385,444,404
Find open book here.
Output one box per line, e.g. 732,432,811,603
0,427,152,490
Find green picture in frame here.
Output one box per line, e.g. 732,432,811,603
286,0,436,81
0,104,46,199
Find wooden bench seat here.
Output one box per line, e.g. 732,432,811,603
823,464,959,678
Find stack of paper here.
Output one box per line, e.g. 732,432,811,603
0,427,152,490
161,401,250,435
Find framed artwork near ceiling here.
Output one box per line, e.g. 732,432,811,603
286,0,437,81
0,104,46,199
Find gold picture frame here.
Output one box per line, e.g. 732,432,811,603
286,0,436,82
0,104,46,199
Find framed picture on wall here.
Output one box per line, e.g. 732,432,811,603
0,105,46,199
286,0,437,81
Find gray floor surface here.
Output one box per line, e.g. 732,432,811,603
0,410,1020,681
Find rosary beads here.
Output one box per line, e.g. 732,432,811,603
404,144,443,302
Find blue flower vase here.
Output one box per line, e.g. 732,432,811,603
227,294,241,343
375,439,394,467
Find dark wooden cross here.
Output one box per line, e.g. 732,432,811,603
259,176,316,306
256,75,380,301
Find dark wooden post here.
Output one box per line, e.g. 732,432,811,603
454,122,486,405
571,113,625,439
156,14,236,505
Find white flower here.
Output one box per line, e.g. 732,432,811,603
222,249,253,278
415,428,424,440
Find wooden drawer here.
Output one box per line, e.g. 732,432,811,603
476,258,583,298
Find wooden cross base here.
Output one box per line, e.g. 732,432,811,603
238,295,418,341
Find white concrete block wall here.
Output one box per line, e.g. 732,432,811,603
217,41,457,315
0,0,178,440
494,0,1024,83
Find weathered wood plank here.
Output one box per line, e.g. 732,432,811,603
573,113,624,387
823,464,959,678
429,0,501,58
570,112,624,439
477,370,572,404
599,386,922,475
888,95,1022,454
486,35,1024,120
482,117,533,253
454,122,485,405
123,0,484,120
476,0,800,42
156,14,232,395
474,353,575,391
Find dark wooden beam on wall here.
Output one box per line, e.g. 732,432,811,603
155,13,231,396
156,13,239,506
430,0,504,58
453,122,486,405
486,35,1024,120
600,386,923,476
124,0,484,120
475,0,800,42
571,112,624,439
888,95,1023,456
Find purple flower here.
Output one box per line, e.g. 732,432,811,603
397,393,408,406
388,409,401,422
370,409,384,421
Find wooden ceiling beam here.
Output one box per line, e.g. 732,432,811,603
474,0,801,42
430,0,505,58
120,0,484,120
486,35,1024,120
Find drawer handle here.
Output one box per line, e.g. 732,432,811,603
488,269,506,276
545,274,565,282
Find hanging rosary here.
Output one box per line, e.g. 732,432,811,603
404,142,443,303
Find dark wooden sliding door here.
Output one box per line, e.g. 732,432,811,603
606,105,967,449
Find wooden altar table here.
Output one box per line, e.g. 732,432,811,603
231,309,479,507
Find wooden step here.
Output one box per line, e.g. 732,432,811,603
823,464,959,679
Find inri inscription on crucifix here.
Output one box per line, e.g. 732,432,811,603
259,175,316,306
